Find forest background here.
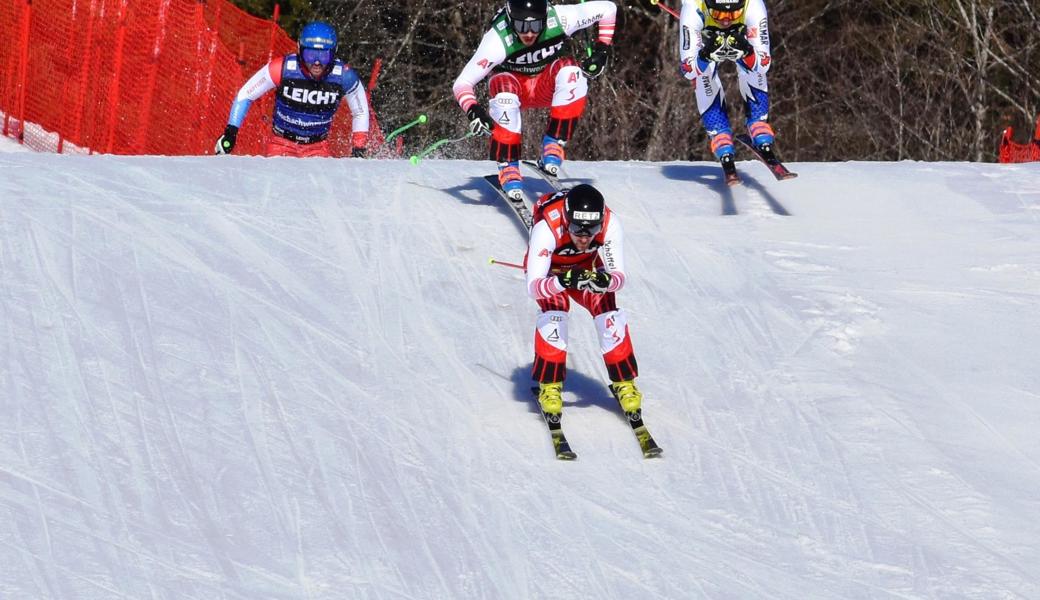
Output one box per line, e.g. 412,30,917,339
229,0,1039,162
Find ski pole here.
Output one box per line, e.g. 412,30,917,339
385,114,428,144
409,131,479,165
488,257,525,270
648,0,679,19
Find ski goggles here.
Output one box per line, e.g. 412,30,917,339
568,221,602,237
709,7,744,21
301,47,333,67
512,18,545,34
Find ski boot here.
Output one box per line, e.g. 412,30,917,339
748,121,780,165
498,161,524,201
719,153,739,186
537,381,564,417
610,379,662,457
537,135,566,176
755,142,781,166
610,379,643,415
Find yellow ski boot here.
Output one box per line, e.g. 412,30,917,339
610,379,643,414
610,379,662,458
537,381,564,416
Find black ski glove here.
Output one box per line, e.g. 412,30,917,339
466,105,495,136
214,124,238,155
698,28,726,62
351,147,366,158
725,24,753,60
556,268,583,290
576,270,612,294
581,42,612,78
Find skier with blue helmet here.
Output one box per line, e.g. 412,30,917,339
215,21,370,158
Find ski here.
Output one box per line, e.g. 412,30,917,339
735,134,798,181
625,409,663,458
609,385,663,458
483,174,534,231
531,386,577,459
542,411,578,460
521,160,565,191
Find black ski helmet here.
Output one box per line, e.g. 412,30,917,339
507,0,548,33
564,184,605,237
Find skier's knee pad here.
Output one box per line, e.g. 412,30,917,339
594,309,629,355
545,67,587,141
489,92,522,136
535,310,569,358
489,92,522,161
551,66,588,108
597,309,637,381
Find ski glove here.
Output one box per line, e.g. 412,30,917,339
576,270,612,294
466,105,495,136
214,124,238,155
581,42,611,79
725,25,753,61
699,26,746,63
556,268,584,291
351,147,366,158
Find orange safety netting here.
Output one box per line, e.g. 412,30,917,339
0,0,385,156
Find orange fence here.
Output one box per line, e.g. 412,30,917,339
0,0,384,156
999,116,1040,163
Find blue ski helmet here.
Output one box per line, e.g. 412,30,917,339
298,22,338,76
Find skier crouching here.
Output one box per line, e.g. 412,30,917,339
525,184,644,422
679,0,784,174
453,0,617,200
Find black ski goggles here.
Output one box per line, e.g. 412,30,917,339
568,221,602,237
512,18,545,34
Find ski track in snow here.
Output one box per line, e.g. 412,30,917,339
1,155,1039,599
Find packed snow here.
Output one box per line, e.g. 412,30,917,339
1,149,1039,599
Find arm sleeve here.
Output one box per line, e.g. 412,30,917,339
526,222,565,299
452,30,508,112
341,68,370,148
555,1,617,44
741,0,771,73
598,215,627,292
228,58,280,127
679,0,709,73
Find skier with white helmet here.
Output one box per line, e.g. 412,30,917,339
452,0,617,200
215,21,370,158
679,0,781,177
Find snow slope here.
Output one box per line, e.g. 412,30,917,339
1,152,1039,600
